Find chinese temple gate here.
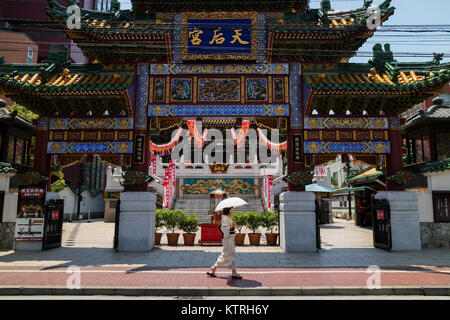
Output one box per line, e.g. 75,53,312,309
1,0,449,251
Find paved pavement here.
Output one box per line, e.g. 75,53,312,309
0,218,449,296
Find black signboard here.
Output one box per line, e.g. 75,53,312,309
134,134,146,163
292,134,303,163
372,198,392,250
43,199,64,250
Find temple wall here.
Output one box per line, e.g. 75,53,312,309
416,192,433,222
421,223,450,249
427,174,450,191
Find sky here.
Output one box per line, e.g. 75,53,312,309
118,0,450,63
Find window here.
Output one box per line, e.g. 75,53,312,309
422,135,431,162
7,136,15,163
27,48,33,64
415,137,423,162
433,193,450,222
437,133,450,160
15,137,25,164
5,136,31,165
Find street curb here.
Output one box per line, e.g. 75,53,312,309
1,286,450,296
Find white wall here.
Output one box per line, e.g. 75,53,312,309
58,188,104,215
0,175,10,192
2,193,18,222
416,192,433,222
427,173,450,191
0,174,17,222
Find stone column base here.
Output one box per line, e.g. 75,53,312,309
279,191,317,252
118,192,156,252
375,191,421,251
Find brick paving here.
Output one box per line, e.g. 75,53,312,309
0,218,449,294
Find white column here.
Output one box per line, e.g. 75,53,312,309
375,191,421,251
118,192,156,252
279,191,317,252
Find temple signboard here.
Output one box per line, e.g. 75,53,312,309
178,12,265,61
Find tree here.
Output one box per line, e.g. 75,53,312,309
6,103,38,121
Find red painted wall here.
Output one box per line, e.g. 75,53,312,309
0,0,95,63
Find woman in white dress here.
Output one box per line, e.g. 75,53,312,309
207,207,242,279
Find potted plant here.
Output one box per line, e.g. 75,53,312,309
163,209,184,245
154,209,165,245
179,214,199,246
245,211,263,246
232,211,247,246
262,211,279,246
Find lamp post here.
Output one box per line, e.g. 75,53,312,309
345,155,352,220
76,162,84,220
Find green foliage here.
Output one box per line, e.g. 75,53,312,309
245,211,264,233
162,209,185,233
232,211,248,233
50,179,67,192
261,211,279,233
179,214,199,234
6,103,38,121
155,209,165,231
50,166,67,192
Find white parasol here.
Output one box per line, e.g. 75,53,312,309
215,197,248,212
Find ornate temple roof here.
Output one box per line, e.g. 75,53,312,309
0,47,135,115
130,0,308,12
347,167,383,184
404,97,450,129
0,107,35,130
46,0,395,62
421,158,450,174
303,45,450,115
0,64,134,95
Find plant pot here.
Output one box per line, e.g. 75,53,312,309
248,233,261,246
265,233,278,246
155,232,162,245
183,233,196,246
166,233,180,246
234,233,246,246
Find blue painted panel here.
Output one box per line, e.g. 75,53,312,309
187,19,252,55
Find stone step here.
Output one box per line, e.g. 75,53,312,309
173,197,266,224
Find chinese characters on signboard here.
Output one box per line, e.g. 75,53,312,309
293,134,302,163
180,13,259,61
187,19,252,55
15,187,46,242
134,135,145,163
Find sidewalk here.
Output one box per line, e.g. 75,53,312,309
0,219,449,296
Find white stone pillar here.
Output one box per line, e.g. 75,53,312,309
375,191,421,251
118,192,156,252
279,191,317,252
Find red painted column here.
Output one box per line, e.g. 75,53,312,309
129,62,150,191
33,117,51,188
385,117,404,191
130,129,150,192
286,121,305,191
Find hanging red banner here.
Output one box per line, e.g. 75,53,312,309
268,175,273,209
